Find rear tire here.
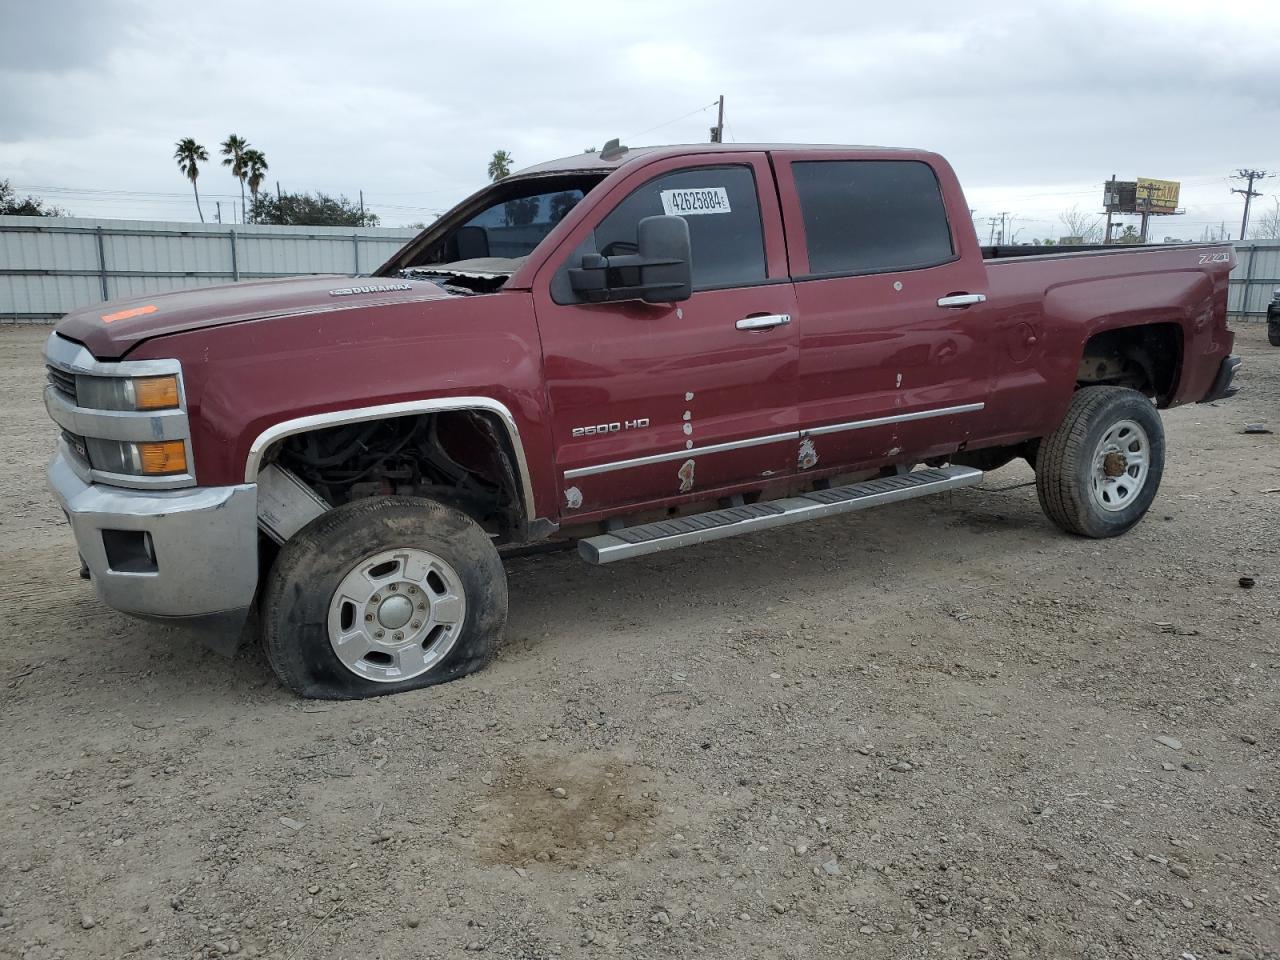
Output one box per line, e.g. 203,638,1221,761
1268,320,1280,347
1035,386,1165,538
261,496,507,699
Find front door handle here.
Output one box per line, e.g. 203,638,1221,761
937,294,987,308
736,313,791,331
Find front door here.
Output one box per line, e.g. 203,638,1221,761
774,155,992,471
532,153,798,519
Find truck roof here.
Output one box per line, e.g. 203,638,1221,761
514,143,924,177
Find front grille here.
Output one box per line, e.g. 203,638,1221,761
46,365,77,403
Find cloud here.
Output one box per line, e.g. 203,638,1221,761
0,0,1276,238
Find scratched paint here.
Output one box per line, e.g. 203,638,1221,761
797,438,818,470
677,459,696,492
564,486,583,510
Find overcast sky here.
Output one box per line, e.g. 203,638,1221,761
2,0,1278,241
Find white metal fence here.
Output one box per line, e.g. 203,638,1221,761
2,215,1275,323
1230,241,1279,321
0,215,419,322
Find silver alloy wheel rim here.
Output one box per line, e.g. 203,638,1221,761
326,547,467,683
1090,418,1150,512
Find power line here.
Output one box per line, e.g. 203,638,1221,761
623,100,720,142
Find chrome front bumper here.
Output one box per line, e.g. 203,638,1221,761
48,444,260,648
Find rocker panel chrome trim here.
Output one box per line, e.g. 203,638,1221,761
802,402,986,437
562,431,797,479
561,403,986,479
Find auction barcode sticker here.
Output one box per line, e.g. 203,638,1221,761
660,187,731,216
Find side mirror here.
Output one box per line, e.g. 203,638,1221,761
569,215,692,304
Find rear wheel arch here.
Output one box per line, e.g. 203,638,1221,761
1076,321,1184,405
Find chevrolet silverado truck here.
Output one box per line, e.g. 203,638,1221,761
43,142,1241,699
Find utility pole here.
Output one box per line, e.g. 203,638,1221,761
1103,174,1116,243
215,201,222,224
1231,169,1271,241
995,211,1011,245
1137,181,1155,243
710,95,724,143
359,190,365,223
987,217,1000,246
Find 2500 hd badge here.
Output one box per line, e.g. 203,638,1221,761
571,418,651,437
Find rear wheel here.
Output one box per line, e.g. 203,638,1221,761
1035,386,1165,538
1268,319,1280,347
261,496,507,699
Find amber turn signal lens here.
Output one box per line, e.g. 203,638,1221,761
138,440,188,475
133,375,180,410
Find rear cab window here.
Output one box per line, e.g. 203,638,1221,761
790,159,955,277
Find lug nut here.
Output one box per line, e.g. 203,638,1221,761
393,631,403,641
371,593,381,603
375,630,384,639
407,586,416,594
417,603,426,611
389,583,398,592
364,613,374,622
410,620,421,629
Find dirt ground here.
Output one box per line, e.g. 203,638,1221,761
0,323,1276,960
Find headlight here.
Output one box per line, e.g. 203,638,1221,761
75,374,180,411
85,438,188,476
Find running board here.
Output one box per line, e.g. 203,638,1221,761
578,465,983,565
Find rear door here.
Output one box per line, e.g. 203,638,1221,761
775,154,993,471
532,153,798,519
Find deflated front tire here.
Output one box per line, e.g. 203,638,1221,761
260,496,507,699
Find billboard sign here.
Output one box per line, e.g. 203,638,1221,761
1106,178,1180,214
1135,177,1180,213
1103,180,1137,212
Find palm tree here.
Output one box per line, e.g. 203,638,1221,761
220,134,249,222
174,137,209,222
242,148,269,215
487,150,512,182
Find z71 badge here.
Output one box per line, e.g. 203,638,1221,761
572,418,650,438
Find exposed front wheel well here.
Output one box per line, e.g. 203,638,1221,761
1077,323,1182,405
260,411,527,542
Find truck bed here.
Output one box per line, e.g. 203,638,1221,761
982,242,1227,261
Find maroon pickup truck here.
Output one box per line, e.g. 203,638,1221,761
43,142,1240,699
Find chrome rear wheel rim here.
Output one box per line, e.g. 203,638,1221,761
326,547,467,683
1090,418,1150,513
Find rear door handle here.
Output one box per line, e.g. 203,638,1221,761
736,313,791,331
937,294,987,308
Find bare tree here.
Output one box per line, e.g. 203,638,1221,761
1252,199,1280,240
1059,205,1103,244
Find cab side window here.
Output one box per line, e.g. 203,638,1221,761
594,165,767,290
792,160,955,277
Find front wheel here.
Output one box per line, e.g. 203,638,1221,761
261,496,507,699
1035,386,1165,538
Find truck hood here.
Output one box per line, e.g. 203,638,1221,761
56,275,455,359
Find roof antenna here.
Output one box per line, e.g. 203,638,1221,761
599,138,628,161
